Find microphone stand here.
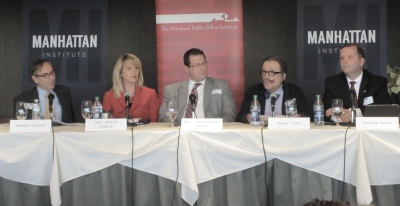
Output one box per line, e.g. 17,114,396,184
349,92,356,126
192,104,196,119
272,106,275,117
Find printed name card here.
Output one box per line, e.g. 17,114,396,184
268,117,310,129
85,119,127,131
10,120,52,133
356,117,399,130
181,118,223,131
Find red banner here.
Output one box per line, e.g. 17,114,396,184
156,0,244,111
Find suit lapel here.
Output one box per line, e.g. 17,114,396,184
130,87,142,111
358,72,368,107
178,80,189,119
281,82,289,115
338,75,352,108
203,78,213,113
52,85,63,108
258,84,267,115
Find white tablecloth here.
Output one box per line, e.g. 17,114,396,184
0,123,399,205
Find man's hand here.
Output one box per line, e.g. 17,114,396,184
340,109,351,122
326,108,352,122
246,114,251,123
325,108,333,117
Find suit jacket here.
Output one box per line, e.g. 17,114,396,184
236,82,310,123
102,86,159,122
13,84,76,123
323,69,391,121
159,77,236,124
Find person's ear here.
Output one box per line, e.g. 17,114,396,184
32,75,39,84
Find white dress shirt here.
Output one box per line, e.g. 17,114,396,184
264,85,284,116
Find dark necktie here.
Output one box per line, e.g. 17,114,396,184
350,81,358,108
264,90,280,100
264,90,271,99
185,83,202,118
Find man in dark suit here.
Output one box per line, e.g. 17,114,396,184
323,43,391,122
159,48,236,125
236,56,310,123
13,59,76,123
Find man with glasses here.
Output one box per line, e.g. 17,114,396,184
236,56,309,123
13,59,76,122
323,43,391,122
159,48,236,124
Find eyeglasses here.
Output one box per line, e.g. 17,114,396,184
35,70,56,79
189,61,208,68
259,70,282,77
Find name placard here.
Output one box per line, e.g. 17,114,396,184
356,117,399,130
85,119,127,131
268,117,310,129
10,120,52,133
181,118,223,131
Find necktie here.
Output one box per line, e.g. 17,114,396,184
349,81,358,108
265,90,280,100
185,83,202,118
45,91,56,119
264,91,271,99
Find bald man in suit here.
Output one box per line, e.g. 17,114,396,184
159,48,236,125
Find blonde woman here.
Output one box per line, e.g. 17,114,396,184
103,54,159,122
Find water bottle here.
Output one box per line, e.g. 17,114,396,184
250,95,262,126
32,99,41,120
314,94,324,126
92,96,103,119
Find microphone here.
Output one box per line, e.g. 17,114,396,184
124,93,130,108
270,93,277,117
189,94,197,109
124,93,130,120
349,90,356,124
48,93,55,115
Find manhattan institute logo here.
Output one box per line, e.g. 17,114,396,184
32,35,98,58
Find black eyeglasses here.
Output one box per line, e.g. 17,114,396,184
189,61,208,68
259,70,282,77
35,70,56,79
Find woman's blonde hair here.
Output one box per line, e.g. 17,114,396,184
112,54,144,99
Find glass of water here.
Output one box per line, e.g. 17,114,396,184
332,99,343,126
15,102,27,120
81,100,93,120
285,98,297,118
166,100,178,127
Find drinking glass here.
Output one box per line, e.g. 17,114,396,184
332,99,343,126
81,100,93,120
15,102,27,120
285,98,297,118
166,100,178,127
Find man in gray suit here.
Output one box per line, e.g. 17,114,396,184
159,48,236,124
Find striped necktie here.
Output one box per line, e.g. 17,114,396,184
184,83,202,118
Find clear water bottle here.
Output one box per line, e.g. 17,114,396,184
32,99,41,120
92,96,103,119
314,94,324,126
250,95,262,126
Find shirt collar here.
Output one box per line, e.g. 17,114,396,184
188,78,206,88
346,71,363,85
266,84,283,97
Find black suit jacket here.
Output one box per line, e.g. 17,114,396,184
13,84,76,123
322,69,391,122
236,82,310,123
